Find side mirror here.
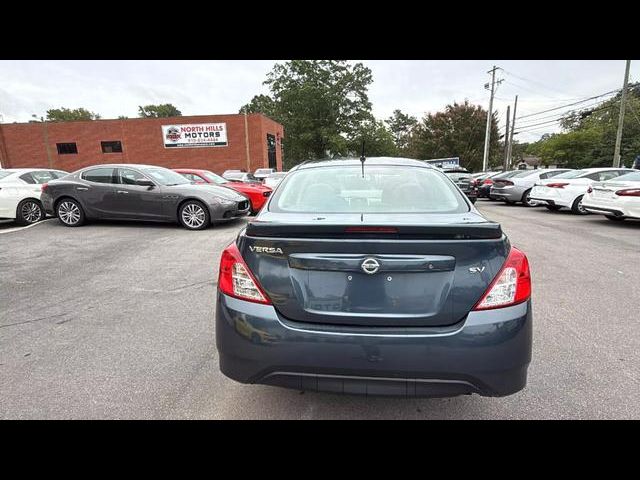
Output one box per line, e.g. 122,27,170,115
136,178,155,187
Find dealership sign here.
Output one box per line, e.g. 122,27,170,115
162,123,227,148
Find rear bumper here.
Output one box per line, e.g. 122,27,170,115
490,187,524,202
215,293,532,397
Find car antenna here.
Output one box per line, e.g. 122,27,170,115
360,140,366,178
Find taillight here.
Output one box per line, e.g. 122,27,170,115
218,242,271,304
483,179,493,185
496,180,514,186
41,183,49,192
615,188,640,197
473,247,531,311
546,183,569,188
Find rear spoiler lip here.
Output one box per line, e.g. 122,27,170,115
245,222,503,240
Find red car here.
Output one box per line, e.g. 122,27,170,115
173,168,272,214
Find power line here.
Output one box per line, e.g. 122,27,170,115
516,89,621,120
516,103,619,132
501,68,584,98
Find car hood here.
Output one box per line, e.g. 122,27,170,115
166,183,248,201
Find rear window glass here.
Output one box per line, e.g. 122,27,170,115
0,171,13,181
553,169,586,179
269,165,469,214
613,171,640,182
511,170,535,178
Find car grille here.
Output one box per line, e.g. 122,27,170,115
238,200,249,210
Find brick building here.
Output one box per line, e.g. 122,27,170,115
0,113,284,174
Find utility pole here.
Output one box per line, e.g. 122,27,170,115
613,60,631,167
482,66,502,171
507,95,518,168
503,105,510,171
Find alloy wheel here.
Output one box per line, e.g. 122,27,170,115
181,203,206,229
21,201,42,223
58,201,81,225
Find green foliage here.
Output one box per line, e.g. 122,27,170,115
526,82,640,168
408,101,499,172
385,109,418,154
348,119,397,157
240,60,375,165
239,95,276,117
46,108,101,122
138,104,182,118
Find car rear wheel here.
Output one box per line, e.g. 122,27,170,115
522,189,536,207
545,205,562,212
179,200,210,230
56,199,85,227
571,195,588,215
16,199,44,225
605,215,625,221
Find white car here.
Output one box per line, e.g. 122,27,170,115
0,168,68,224
582,170,640,221
529,167,634,214
263,171,287,189
253,168,276,181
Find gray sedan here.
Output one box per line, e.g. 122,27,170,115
40,164,250,230
490,168,572,206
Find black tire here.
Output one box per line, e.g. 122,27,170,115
178,200,210,230
605,215,625,221
521,189,536,207
56,198,85,227
15,199,44,225
545,205,562,212
570,195,588,215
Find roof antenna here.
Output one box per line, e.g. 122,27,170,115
360,140,366,178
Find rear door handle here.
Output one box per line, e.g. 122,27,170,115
76,187,89,191
116,190,129,194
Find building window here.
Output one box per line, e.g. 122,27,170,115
56,143,78,155
101,140,123,153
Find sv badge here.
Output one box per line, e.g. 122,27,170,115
469,265,486,274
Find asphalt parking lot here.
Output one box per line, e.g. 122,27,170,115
1,202,639,419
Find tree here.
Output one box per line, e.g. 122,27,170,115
239,94,276,117
526,83,640,168
240,60,374,165
138,104,182,118
408,101,499,172
385,109,418,154
347,119,397,157
46,107,101,122
118,115,129,120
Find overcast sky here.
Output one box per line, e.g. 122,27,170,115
1,60,638,143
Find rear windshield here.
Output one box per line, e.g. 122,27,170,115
552,169,586,179
269,165,469,214
511,170,536,178
613,171,640,182
0,171,14,181
202,171,228,184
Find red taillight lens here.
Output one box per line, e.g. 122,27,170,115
218,242,271,304
496,180,514,186
41,183,49,192
473,247,531,311
615,188,640,197
483,179,493,185
546,183,569,188
344,226,398,234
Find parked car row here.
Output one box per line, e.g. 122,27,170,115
475,166,640,221
0,164,288,230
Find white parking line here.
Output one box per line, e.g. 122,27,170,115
0,218,55,235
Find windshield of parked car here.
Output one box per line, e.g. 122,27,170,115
0,171,15,181
552,169,588,179
140,167,190,186
202,171,228,184
612,171,640,182
512,170,536,178
270,165,469,214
